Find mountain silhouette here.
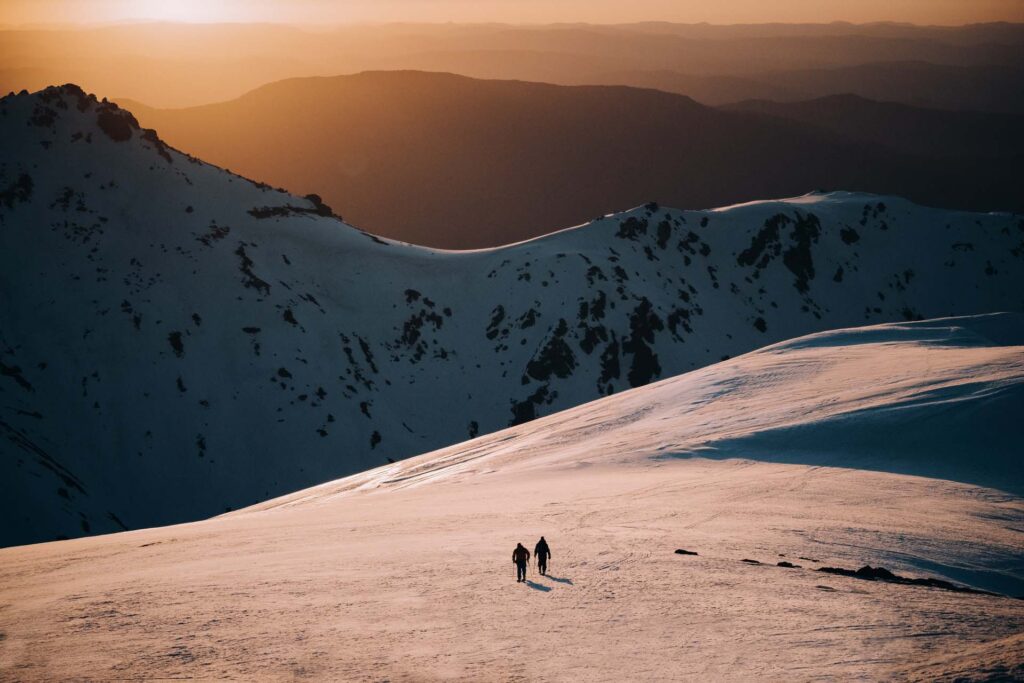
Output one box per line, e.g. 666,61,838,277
126,71,1023,248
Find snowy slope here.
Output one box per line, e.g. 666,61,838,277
256,312,1024,510
2,84,1024,546
1,315,1021,681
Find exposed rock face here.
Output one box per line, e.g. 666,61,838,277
818,565,998,596
2,85,1023,546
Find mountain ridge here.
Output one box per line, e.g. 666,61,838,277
2,84,1023,547
124,70,1024,248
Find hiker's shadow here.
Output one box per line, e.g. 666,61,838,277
525,580,551,592
545,575,573,585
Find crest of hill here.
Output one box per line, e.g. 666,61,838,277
250,313,1024,513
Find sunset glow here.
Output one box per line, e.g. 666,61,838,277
2,0,1023,26
2,0,1023,679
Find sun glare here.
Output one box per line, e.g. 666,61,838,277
129,0,235,23
0,0,1022,27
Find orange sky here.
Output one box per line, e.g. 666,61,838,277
3,0,1023,26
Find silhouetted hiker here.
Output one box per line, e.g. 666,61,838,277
534,537,551,576
513,543,531,583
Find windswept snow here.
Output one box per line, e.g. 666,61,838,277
1,315,1022,681
3,85,1024,546
257,313,1024,505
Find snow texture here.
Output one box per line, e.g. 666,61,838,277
2,84,1024,546
1,314,1022,680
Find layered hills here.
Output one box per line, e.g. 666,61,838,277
3,22,1022,111
127,71,1024,247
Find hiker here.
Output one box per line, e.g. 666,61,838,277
534,537,551,576
513,543,531,583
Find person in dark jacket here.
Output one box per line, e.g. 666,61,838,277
513,543,531,582
534,537,551,576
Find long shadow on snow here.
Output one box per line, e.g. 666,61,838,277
525,580,552,592
661,379,1024,498
545,575,573,585
659,381,1024,595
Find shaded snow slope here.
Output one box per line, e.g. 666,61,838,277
1,315,1021,681
249,313,1024,596
254,313,1024,507
3,84,1024,546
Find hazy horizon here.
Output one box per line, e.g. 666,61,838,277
2,0,1024,27
5,18,1024,29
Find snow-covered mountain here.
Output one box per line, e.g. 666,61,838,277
259,312,1024,510
2,84,1023,547
2,314,1021,680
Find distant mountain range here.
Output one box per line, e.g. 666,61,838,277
2,22,1022,110
584,61,1024,112
2,84,1022,546
127,71,1024,248
725,92,1024,157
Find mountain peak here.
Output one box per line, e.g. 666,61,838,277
5,83,175,162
